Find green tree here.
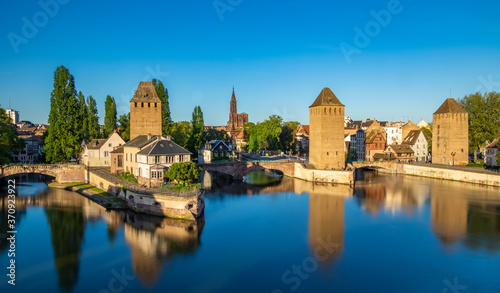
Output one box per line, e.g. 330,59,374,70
459,92,500,162
187,106,204,154
0,108,24,163
152,79,173,135
422,127,432,153
118,113,130,142
87,95,100,139
170,121,191,148
280,121,300,153
77,91,89,140
45,65,82,163
104,95,117,136
247,115,283,152
201,128,227,142
164,162,201,185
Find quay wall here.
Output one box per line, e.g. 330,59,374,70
375,163,500,187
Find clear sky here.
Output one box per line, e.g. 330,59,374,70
1,0,500,126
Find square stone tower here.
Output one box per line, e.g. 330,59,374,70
130,81,162,140
432,98,469,165
309,87,345,170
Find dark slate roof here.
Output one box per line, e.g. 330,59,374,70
389,144,414,154
85,139,108,150
309,87,344,107
124,135,158,148
137,139,191,156
434,98,467,114
130,81,161,103
402,130,423,145
198,140,228,151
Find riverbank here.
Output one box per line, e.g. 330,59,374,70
48,182,128,209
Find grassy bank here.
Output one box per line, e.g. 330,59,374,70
48,182,127,209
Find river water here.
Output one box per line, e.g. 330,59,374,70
1,171,500,293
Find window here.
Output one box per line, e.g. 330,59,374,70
141,103,144,107
152,171,157,178
108,143,112,147
126,153,128,161
155,103,157,108
135,102,137,107
220,145,223,149
148,103,150,108
104,151,109,157
89,151,94,158
155,156,161,164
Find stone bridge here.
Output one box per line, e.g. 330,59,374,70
352,161,401,172
0,164,85,183
200,161,295,179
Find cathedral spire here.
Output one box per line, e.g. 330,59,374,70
231,86,236,100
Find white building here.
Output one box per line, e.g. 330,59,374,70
5,109,19,124
402,130,429,162
484,138,499,166
384,126,403,145
81,131,125,166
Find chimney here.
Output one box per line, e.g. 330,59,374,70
165,135,172,141
147,133,152,140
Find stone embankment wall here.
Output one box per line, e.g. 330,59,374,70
85,169,204,220
395,164,500,187
293,163,354,185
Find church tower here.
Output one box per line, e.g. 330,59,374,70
432,98,469,165
309,87,345,170
227,87,238,130
130,81,162,140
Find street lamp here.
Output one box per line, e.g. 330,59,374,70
451,152,456,166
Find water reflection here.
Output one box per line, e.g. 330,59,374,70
0,174,204,290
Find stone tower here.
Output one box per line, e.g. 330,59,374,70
309,87,345,170
432,98,469,165
130,81,162,140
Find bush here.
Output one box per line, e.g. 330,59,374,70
164,162,201,185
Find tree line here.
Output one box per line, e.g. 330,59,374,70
458,91,500,162
44,65,229,163
243,115,300,153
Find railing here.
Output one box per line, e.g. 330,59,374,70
87,167,200,198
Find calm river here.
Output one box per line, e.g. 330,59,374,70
1,172,500,293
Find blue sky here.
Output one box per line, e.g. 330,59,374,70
1,0,500,125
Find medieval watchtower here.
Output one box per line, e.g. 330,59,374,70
130,81,162,140
309,87,345,170
432,98,469,165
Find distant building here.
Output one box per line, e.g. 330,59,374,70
295,125,309,154
365,131,386,161
383,126,403,145
355,128,366,161
432,98,469,165
81,131,125,166
309,87,345,170
384,144,415,163
402,130,429,162
226,87,248,131
417,119,431,130
5,109,19,124
13,135,42,163
198,140,230,164
130,81,162,140
349,134,357,158
484,137,499,166
402,121,420,141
